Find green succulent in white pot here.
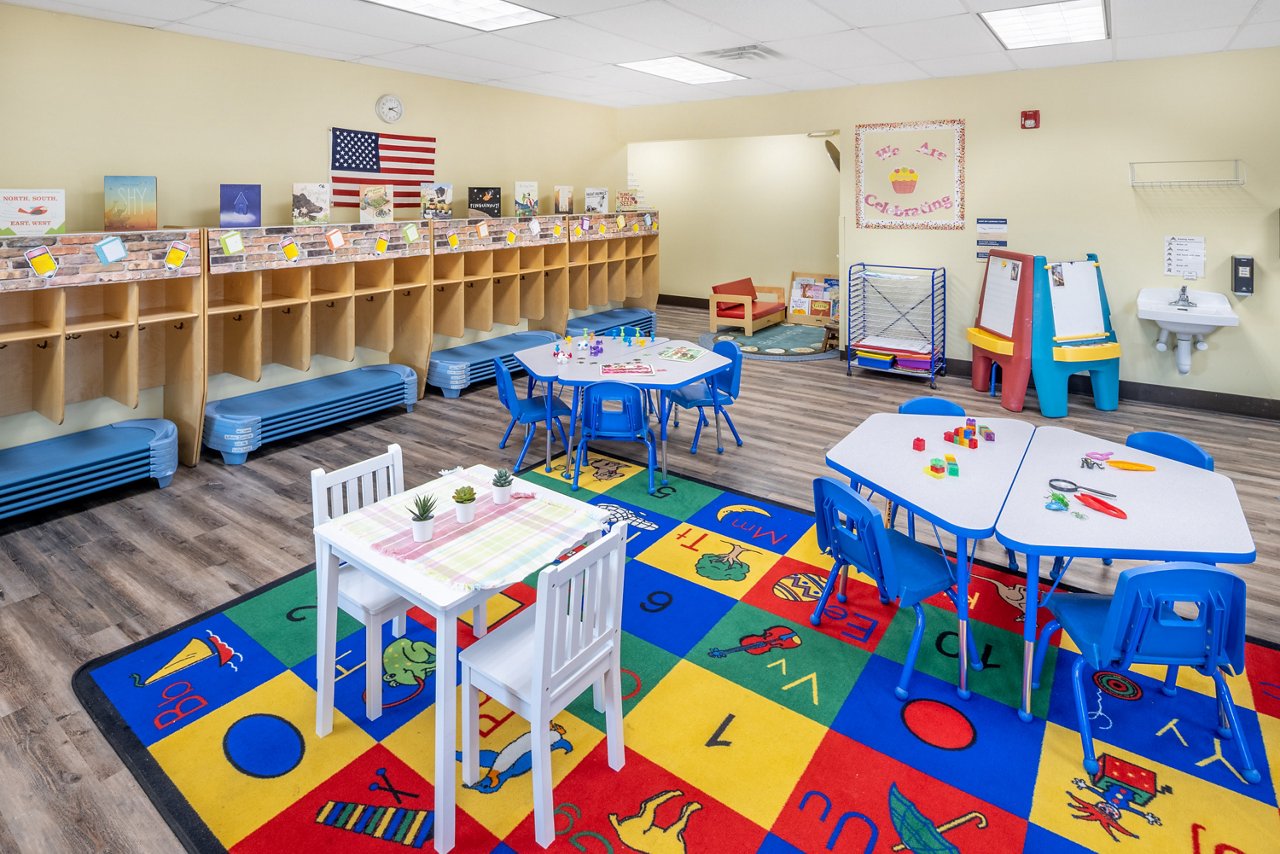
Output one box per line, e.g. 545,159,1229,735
491,468,513,505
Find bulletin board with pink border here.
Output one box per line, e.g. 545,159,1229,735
854,119,965,230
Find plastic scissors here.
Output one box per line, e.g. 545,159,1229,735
1047,478,1116,498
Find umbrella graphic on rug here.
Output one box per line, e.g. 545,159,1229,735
131,630,241,687
888,783,986,853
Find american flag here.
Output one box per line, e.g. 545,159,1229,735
330,127,436,209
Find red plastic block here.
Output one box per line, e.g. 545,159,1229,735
913,437,926,451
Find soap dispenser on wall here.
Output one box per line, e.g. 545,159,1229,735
1231,255,1253,296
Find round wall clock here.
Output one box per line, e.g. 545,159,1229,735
375,94,403,123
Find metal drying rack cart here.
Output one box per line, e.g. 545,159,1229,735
846,263,946,388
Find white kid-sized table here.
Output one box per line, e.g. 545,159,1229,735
826,413,1036,698
996,425,1256,722
313,464,609,852
515,337,730,486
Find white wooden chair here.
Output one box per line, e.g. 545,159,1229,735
460,523,628,847
311,443,412,721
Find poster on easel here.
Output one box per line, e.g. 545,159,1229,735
854,119,964,230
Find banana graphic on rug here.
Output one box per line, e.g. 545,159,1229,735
608,790,701,853
459,723,572,793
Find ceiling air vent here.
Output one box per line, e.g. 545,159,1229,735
699,44,783,62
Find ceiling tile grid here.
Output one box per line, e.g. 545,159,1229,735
3,0,1278,105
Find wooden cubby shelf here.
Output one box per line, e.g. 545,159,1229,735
0,228,206,465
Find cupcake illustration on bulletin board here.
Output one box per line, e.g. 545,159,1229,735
890,167,918,194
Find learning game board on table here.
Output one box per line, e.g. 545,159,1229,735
600,362,656,376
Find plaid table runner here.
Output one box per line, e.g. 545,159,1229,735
324,467,607,591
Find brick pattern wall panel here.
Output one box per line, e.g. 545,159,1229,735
0,229,203,292
568,211,659,243
433,216,568,254
208,221,433,274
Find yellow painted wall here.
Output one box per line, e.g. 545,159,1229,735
627,134,839,299
620,50,1280,400
0,4,626,230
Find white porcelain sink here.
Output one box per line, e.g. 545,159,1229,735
1136,287,1239,373
1137,288,1239,335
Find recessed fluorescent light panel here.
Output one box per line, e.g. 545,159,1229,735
618,57,744,85
364,0,553,32
980,0,1108,50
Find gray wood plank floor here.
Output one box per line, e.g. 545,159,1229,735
0,303,1275,852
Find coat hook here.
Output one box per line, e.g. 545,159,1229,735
402,290,411,297
0,343,6,349
232,313,242,321
326,300,335,308
65,333,81,340
173,321,184,330
282,306,291,314
109,330,120,339
365,295,374,301
36,340,48,349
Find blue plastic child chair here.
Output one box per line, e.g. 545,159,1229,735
1126,431,1214,471
810,476,981,700
493,359,571,472
665,340,744,455
573,382,657,494
1031,562,1260,782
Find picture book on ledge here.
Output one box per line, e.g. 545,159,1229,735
104,176,157,231
360,184,393,223
468,186,501,218
292,182,330,225
554,185,573,214
615,190,638,211
219,183,262,228
584,187,607,213
0,189,65,235
420,182,453,219
514,181,538,216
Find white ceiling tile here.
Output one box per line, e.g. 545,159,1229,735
1229,19,1280,50
765,30,906,71
698,52,822,79
696,78,789,97
915,52,1017,77
1114,27,1238,60
838,62,931,85
752,68,852,92
495,71,618,97
574,1,755,54
235,0,476,45
163,22,359,60
1111,0,1256,38
2,0,169,27
810,0,966,28
1008,38,1115,69
433,33,596,73
664,0,849,42
863,13,1003,61
367,45,530,80
171,5,414,56
356,55,487,84
8,0,222,22
588,90,670,107
490,18,666,64
1251,0,1280,23
521,0,646,15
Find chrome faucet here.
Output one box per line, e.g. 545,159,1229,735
1169,284,1197,308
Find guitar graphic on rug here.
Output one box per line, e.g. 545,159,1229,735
708,626,802,658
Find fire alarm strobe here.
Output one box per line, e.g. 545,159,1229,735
1021,110,1040,129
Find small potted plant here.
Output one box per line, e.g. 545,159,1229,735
491,468,513,505
452,485,477,523
407,493,437,543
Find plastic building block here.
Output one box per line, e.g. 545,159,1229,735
929,458,945,473
944,431,954,443
947,462,959,477
913,437,926,451
924,465,945,479
944,453,956,463
966,417,976,428
969,438,978,449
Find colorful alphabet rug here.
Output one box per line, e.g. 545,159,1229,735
75,454,1280,852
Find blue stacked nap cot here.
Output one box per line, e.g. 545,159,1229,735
427,331,559,398
203,365,417,465
0,418,178,521
567,308,656,338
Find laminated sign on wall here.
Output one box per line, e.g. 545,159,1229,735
854,119,965,230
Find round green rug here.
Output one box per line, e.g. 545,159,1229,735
700,323,839,361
